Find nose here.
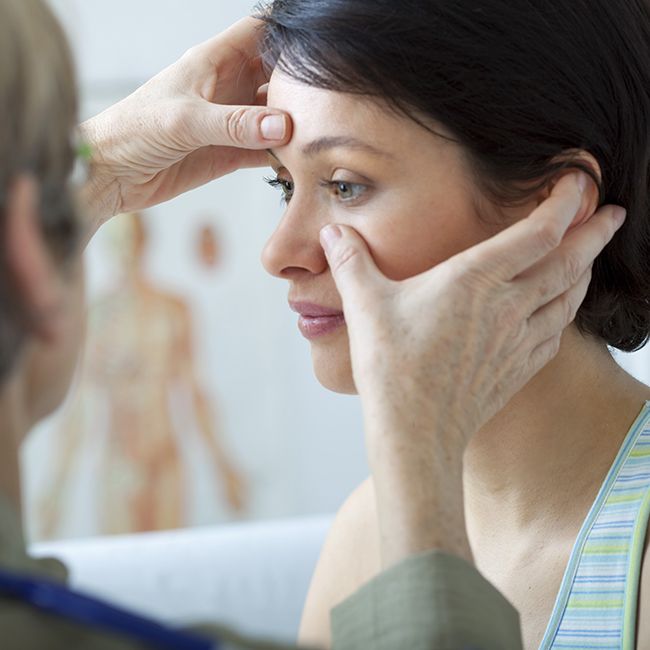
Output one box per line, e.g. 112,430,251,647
261,199,329,280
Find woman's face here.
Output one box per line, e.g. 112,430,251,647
262,70,537,394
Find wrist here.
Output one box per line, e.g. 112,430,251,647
367,425,472,569
375,463,473,569
77,117,122,237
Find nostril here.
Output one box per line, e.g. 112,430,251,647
280,266,312,280
260,219,330,278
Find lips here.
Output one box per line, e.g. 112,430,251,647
289,301,346,340
289,301,344,318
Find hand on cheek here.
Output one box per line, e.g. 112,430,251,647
319,172,626,568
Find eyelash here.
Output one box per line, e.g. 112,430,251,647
263,175,367,205
264,176,293,205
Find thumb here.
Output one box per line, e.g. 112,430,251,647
320,224,385,307
202,104,292,149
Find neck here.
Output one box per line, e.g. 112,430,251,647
464,326,650,539
0,376,27,517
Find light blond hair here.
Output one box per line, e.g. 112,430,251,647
0,0,79,378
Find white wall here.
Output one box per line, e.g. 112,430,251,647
611,347,650,386
48,0,256,93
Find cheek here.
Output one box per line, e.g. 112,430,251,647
26,293,85,422
358,195,488,281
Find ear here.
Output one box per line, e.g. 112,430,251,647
5,174,65,343
539,150,603,232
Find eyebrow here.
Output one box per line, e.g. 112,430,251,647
267,136,394,163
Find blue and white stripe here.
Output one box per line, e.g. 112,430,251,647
540,400,650,649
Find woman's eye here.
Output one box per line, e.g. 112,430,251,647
264,175,367,205
264,175,294,204
327,180,367,202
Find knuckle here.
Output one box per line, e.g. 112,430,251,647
182,44,198,60
535,220,563,252
450,258,475,287
582,264,594,289
551,334,562,357
330,243,360,275
181,43,209,66
496,295,523,330
536,276,553,301
225,107,250,145
455,252,494,290
458,247,500,284
457,246,480,271
573,267,593,309
540,336,562,368
562,293,576,325
563,249,584,286
530,334,561,375
178,45,202,74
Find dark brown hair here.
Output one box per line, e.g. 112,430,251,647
260,0,650,352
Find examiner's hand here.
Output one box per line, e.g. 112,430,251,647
319,172,627,568
79,17,291,233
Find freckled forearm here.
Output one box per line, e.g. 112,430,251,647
365,411,473,570
375,459,472,569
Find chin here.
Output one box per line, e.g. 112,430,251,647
310,334,358,395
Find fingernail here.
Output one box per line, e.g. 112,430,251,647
261,114,286,140
613,207,627,228
576,172,587,193
320,225,342,254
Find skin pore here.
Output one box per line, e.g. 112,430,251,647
262,70,650,649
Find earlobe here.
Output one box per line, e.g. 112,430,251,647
5,174,65,343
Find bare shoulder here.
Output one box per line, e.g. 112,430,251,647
298,477,380,650
637,525,650,648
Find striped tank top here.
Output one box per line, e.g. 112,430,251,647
540,400,650,649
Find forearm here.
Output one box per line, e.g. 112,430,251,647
363,402,473,569
373,448,472,569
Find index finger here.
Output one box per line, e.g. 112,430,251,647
464,172,587,281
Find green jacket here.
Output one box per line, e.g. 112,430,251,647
0,497,523,649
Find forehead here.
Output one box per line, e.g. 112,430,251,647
267,69,414,152
266,69,460,167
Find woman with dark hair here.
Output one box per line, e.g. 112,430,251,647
259,0,650,648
